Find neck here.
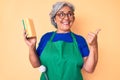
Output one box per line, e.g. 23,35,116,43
56,29,71,33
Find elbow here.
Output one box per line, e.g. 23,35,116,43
83,65,96,73
33,66,39,68
83,60,98,73
32,63,40,68
29,58,40,68
30,59,40,68
85,68,95,73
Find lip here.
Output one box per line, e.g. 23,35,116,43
61,21,70,26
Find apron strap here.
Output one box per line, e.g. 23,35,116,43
49,31,56,42
70,32,78,47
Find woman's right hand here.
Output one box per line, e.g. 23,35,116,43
23,30,40,68
23,30,37,48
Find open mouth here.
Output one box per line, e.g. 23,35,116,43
61,21,70,26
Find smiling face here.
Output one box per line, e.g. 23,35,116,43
54,6,75,33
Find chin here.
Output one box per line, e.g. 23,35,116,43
62,27,71,31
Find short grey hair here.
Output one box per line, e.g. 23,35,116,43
49,1,75,28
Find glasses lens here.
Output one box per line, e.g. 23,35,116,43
57,13,65,18
67,12,74,17
56,12,74,19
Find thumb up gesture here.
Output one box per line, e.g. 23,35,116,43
87,29,101,46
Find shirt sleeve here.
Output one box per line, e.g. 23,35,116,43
36,32,53,56
75,34,90,57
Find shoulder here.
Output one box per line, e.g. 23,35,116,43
72,32,89,57
38,31,54,44
72,32,87,47
72,32,86,42
36,31,54,56
41,31,54,40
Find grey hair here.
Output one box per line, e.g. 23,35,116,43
49,1,75,28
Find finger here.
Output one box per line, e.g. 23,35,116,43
88,32,96,37
95,29,101,35
23,30,26,36
23,30,28,39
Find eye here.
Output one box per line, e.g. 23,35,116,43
67,12,74,17
59,13,64,17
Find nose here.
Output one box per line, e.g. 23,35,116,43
64,14,69,20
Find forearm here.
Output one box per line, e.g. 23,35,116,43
29,46,40,68
83,44,98,73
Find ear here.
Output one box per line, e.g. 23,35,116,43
73,16,75,21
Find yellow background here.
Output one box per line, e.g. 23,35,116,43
0,0,120,80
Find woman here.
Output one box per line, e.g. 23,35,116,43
24,1,100,80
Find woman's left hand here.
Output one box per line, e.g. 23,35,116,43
83,29,101,73
87,29,101,46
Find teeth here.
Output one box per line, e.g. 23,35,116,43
62,22,69,25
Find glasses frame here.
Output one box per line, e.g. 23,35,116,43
55,11,74,19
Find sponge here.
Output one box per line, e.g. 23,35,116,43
22,18,36,38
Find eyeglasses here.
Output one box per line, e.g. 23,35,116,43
56,11,74,19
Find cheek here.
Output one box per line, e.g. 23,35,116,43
72,17,75,22
70,19,74,25
55,19,63,26
54,18,61,23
